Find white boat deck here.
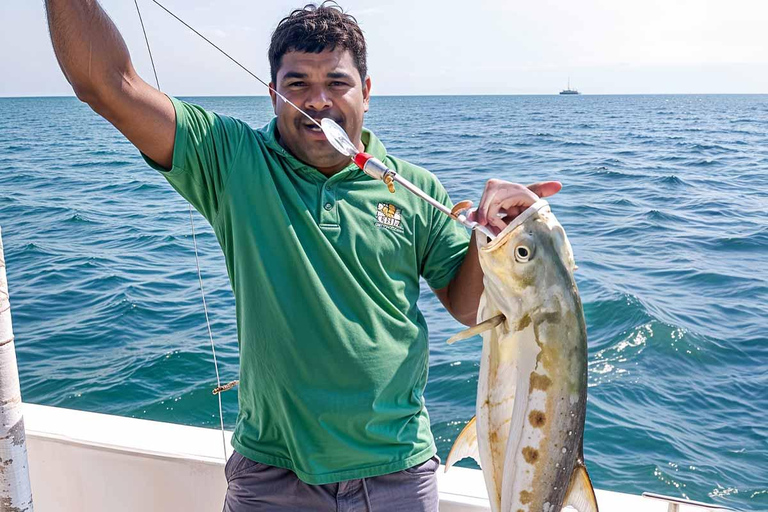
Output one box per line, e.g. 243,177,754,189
20,403,722,511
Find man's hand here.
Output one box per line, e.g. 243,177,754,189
467,179,562,235
435,179,562,326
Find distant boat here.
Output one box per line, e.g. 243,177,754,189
560,78,580,95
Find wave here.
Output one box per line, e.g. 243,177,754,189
644,209,683,222
655,175,688,186
590,167,634,179
688,158,721,167
585,293,652,340
623,132,654,140
688,143,738,154
129,182,165,193
64,211,97,224
657,154,688,162
2,144,31,152
711,228,768,251
70,159,134,168
608,198,637,207
19,242,57,256
560,140,596,147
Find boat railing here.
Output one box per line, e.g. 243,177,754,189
642,492,737,512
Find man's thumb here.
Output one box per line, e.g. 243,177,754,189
528,181,562,198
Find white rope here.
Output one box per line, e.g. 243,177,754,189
133,0,229,461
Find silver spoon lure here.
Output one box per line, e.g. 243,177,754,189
321,118,496,241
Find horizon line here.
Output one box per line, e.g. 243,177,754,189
2,92,768,99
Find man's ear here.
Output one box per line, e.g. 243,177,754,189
269,83,278,113
363,76,372,113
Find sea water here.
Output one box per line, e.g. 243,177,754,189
0,94,766,510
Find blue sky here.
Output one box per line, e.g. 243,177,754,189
2,0,768,96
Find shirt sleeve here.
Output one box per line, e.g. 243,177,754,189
419,176,471,290
142,96,248,225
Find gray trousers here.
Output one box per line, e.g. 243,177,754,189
223,451,440,512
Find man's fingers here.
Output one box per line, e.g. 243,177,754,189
527,181,562,198
476,187,498,226
489,214,507,232
476,180,561,228
506,187,541,207
487,187,539,222
504,206,522,220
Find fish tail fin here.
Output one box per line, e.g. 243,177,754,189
444,416,481,472
563,459,599,512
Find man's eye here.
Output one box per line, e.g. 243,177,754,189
330,81,348,87
288,81,306,87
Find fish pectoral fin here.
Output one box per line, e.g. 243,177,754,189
446,314,505,345
563,460,599,512
444,416,481,472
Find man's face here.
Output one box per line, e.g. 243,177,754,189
270,48,371,174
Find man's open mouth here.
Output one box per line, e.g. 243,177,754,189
302,118,341,134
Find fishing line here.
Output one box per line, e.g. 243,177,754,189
133,0,229,461
133,0,160,91
146,0,323,129
139,0,500,243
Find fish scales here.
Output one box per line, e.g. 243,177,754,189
446,200,598,512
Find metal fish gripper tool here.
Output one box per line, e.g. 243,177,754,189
321,118,496,241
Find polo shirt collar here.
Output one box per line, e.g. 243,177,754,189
260,118,387,177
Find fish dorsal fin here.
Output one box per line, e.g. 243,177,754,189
563,460,599,512
446,314,505,345
445,416,481,471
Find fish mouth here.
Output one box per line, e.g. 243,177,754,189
479,199,550,252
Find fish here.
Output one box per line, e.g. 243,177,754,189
445,199,598,512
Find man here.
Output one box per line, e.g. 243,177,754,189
46,1,560,510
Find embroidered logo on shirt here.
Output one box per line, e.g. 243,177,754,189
375,202,404,232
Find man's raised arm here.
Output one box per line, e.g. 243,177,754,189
46,0,175,169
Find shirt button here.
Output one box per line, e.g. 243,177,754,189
324,202,333,211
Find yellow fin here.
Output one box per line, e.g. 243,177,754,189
446,314,504,345
564,461,599,512
445,416,481,472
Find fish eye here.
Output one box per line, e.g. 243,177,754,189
515,245,532,263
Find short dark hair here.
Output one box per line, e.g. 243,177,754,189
268,2,368,84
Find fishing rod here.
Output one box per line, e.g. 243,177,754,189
141,0,496,241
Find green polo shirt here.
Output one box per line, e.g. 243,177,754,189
144,97,470,484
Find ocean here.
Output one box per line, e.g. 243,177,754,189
0,94,766,510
